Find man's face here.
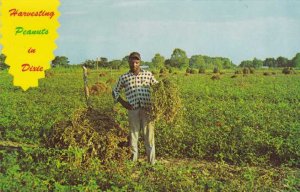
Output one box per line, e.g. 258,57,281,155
129,58,140,73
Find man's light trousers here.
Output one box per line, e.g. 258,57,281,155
128,108,155,164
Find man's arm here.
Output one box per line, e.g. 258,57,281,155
150,72,159,85
117,96,133,110
112,77,133,110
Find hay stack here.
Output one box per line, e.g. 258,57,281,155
99,72,107,77
106,78,116,85
90,82,110,95
46,108,130,163
150,78,182,124
211,74,220,80
45,70,54,78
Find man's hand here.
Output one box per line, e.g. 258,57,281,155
122,101,134,110
117,97,134,110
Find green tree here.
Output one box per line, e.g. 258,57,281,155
214,58,223,69
252,57,263,68
164,59,171,67
99,57,108,68
52,56,70,67
152,53,165,69
276,56,289,67
222,59,234,69
263,58,276,68
291,53,300,68
0,53,9,70
120,56,129,68
109,60,122,69
239,60,253,68
189,55,205,69
82,59,97,69
170,48,189,69
203,56,213,68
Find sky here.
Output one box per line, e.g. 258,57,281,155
51,0,300,64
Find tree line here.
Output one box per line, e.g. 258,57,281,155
80,49,300,70
239,54,300,68
1,49,300,70
80,48,235,70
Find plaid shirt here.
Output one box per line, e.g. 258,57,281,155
113,70,158,110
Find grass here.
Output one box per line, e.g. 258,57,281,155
0,67,299,191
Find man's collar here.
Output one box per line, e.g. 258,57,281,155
128,69,144,75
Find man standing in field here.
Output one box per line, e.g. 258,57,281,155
112,52,158,165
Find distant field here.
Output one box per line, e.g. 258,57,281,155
0,67,299,191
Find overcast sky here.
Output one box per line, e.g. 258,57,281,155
46,0,300,64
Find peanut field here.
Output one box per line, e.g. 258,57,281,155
0,67,299,191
